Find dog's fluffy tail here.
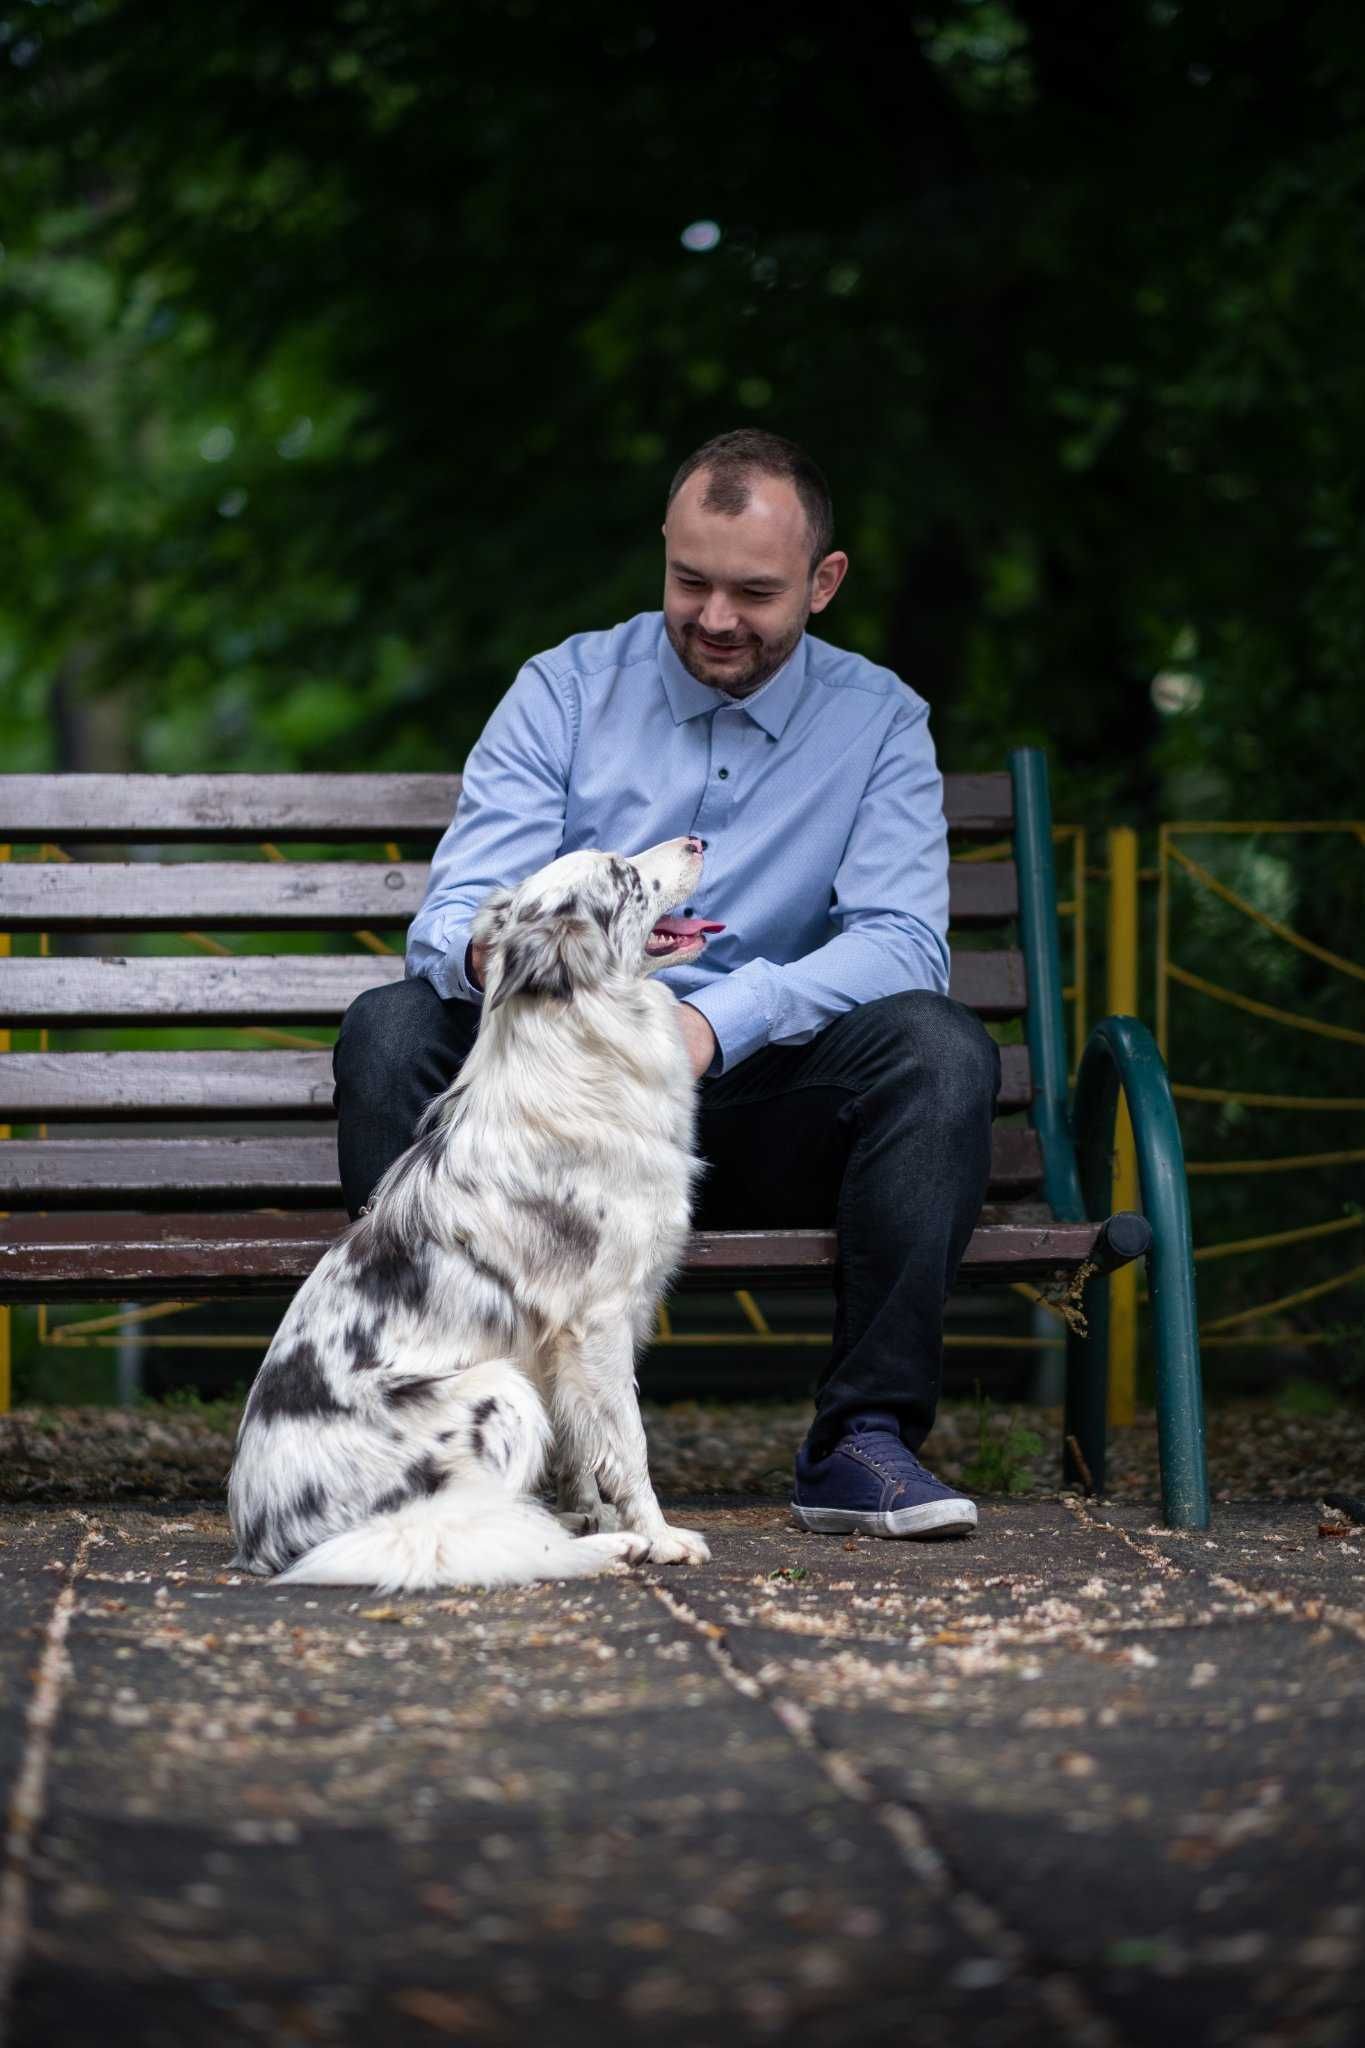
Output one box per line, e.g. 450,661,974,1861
275,1476,641,1592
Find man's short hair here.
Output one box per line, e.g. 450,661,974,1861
666,429,834,570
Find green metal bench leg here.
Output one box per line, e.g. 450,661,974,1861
1072,1016,1211,1529
1064,1283,1109,1497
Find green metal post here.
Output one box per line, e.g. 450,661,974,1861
1072,1016,1210,1529
1010,749,1084,1222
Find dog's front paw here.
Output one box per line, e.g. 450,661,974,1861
644,1525,711,1566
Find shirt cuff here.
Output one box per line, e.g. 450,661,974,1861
678,974,769,1075
405,925,484,1006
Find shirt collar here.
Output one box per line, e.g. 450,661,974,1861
658,621,807,739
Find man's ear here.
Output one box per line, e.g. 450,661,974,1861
808,550,849,614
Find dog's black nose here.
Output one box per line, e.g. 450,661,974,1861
687,836,705,854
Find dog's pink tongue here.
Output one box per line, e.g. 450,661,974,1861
653,916,725,939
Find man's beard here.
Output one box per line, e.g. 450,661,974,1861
667,615,805,698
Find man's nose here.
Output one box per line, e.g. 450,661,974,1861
698,591,738,634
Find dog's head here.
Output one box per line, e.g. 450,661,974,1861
474,838,723,1011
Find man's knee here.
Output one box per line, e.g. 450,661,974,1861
853,990,1001,1117
333,976,454,1087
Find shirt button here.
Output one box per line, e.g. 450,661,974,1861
717,767,730,780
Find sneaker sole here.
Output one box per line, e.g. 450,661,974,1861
789,1500,978,1540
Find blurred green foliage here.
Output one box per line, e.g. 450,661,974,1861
2,0,1363,1391
2,0,1363,821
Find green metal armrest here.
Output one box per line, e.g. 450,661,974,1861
1069,1015,1210,1529
1011,746,1210,1529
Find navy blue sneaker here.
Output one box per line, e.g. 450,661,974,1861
791,1411,978,1539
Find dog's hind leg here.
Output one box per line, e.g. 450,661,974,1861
435,1360,553,1496
278,1359,649,1590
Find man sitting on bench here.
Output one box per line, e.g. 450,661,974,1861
334,429,1000,1540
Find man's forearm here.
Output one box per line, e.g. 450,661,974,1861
681,918,949,1076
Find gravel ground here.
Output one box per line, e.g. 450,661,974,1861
1,1394,1362,1505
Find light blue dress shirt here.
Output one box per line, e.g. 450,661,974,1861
405,611,950,1074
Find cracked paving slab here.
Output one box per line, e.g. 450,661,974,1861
672,1498,1365,2048
2,1505,1067,2048
0,1498,1361,2047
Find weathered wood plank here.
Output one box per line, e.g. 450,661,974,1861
0,949,1022,1026
942,772,1013,835
0,1127,1042,1208
0,955,402,1027
947,949,1027,1016
0,1138,343,1207
0,771,1008,842
1,857,1016,932
0,775,460,842
1,862,429,931
678,1219,1100,1288
997,1042,1030,1111
0,1211,352,1301
0,1211,1101,1303
0,1041,1033,1120
947,861,1017,925
0,1051,338,1120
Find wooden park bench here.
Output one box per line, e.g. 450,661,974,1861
0,749,1209,1526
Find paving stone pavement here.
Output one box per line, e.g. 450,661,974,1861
0,1496,1362,2048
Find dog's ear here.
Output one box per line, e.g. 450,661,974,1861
470,885,515,951
488,907,604,1011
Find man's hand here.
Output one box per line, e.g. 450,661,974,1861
675,1001,718,1081
467,939,488,991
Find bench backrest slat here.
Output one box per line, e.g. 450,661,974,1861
0,769,1014,841
0,954,405,1028
0,1042,1035,1119
0,948,1026,1028
0,1050,338,1119
0,1128,1046,1206
1,857,1019,932
0,774,462,841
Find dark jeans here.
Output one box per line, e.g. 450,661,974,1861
332,980,1001,1456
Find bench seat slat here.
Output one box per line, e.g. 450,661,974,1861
0,1127,1045,1207
0,1211,1096,1303
0,948,1027,1027
0,771,1011,841
0,1042,1036,1119
1,858,1018,931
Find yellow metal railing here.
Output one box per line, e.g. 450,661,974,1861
1152,820,1365,1358
1105,828,1140,1424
